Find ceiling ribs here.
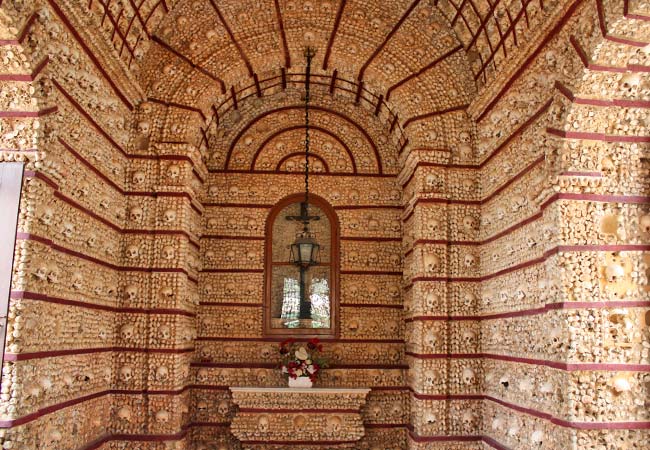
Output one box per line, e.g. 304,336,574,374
273,0,291,68
151,35,227,93
385,44,463,100
250,125,359,173
467,0,503,50
208,0,254,77
323,0,347,70
357,0,423,81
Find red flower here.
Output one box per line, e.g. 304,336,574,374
307,338,323,351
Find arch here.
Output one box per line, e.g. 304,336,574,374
250,125,357,173
263,193,340,339
225,105,384,173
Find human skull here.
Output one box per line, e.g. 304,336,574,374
126,244,139,259
162,245,175,260
137,120,150,135
464,253,477,268
155,366,169,382
163,209,176,223
217,399,229,415
155,409,169,423
367,252,378,266
71,272,83,290
349,189,360,202
196,368,209,383
132,171,146,185
461,410,475,427
462,330,476,346
257,415,270,432
225,282,236,295
39,207,54,225
530,430,544,446
129,206,144,222
116,406,133,422
619,73,642,94
158,324,171,340
167,164,181,179
605,263,625,283
639,214,650,233
368,189,380,201
326,415,342,434
285,160,296,171
423,253,440,272
389,253,401,267
462,216,477,231
47,266,60,284
120,323,135,340
119,365,133,383
459,131,471,143
462,367,475,385
348,251,359,264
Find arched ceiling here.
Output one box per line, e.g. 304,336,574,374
85,0,553,173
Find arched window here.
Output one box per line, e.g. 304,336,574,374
263,193,339,338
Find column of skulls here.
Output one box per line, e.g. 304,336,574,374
115,100,205,444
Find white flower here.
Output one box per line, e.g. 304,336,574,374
295,369,303,377
307,365,315,374
295,347,309,361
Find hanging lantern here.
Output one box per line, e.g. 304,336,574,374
290,226,320,267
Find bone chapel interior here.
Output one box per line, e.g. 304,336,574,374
0,0,649,449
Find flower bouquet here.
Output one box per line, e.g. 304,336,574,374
279,338,328,388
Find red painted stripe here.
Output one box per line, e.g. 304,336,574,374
4,346,193,362
239,408,359,414
195,336,404,344
323,0,347,70
405,352,650,372
208,0,253,76
273,0,290,67
191,362,409,369
15,232,199,283
403,104,469,128
0,106,57,118
44,0,134,109
548,127,650,143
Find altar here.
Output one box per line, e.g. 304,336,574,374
229,387,371,448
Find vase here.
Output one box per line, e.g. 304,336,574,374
288,377,313,388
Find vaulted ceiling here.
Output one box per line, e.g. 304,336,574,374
84,0,552,172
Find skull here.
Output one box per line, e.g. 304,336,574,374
126,244,139,259
159,324,171,340
246,250,257,263
163,209,176,223
367,252,378,266
462,216,477,231
326,415,342,434
313,160,324,172
389,253,401,267
117,406,132,421
225,249,236,262
639,214,650,233
461,410,475,428
225,282,236,295
38,207,54,225
71,272,83,290
162,245,175,260
124,284,138,300
367,284,378,300
426,218,440,233
197,400,208,411
424,328,438,347
605,263,625,283
167,164,181,179
368,218,379,231
424,411,437,425
458,143,472,160
458,131,471,143
424,253,440,272
348,319,360,332
155,366,169,382
217,399,229,415
462,330,476,346
349,189,360,203
331,190,342,201
137,120,150,135
425,291,439,310
257,415,270,432
61,221,75,238
424,173,438,190
247,218,257,232
47,266,60,284
368,189,380,201
530,430,544,446
155,409,169,423
464,253,477,268
388,284,400,298
196,368,209,383
132,171,146,185
120,323,135,340
619,73,641,94
129,207,144,222
348,251,359,264
285,160,296,171
119,365,133,383
462,367,475,385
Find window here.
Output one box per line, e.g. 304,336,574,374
263,193,339,338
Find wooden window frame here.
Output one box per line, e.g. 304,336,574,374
263,193,340,338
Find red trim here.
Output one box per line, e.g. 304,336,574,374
209,0,253,76
275,152,331,173
273,0,290,68
11,291,196,316
476,0,586,121
239,408,359,414
0,106,57,118
191,362,408,369
0,56,49,82
403,104,469,128
358,0,422,81
16,232,198,283
4,346,193,362
548,127,650,143
195,336,403,343
555,80,650,108
323,0,347,70
225,105,382,174
44,0,134,109
595,0,648,47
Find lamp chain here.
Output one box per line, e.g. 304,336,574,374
304,48,313,220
